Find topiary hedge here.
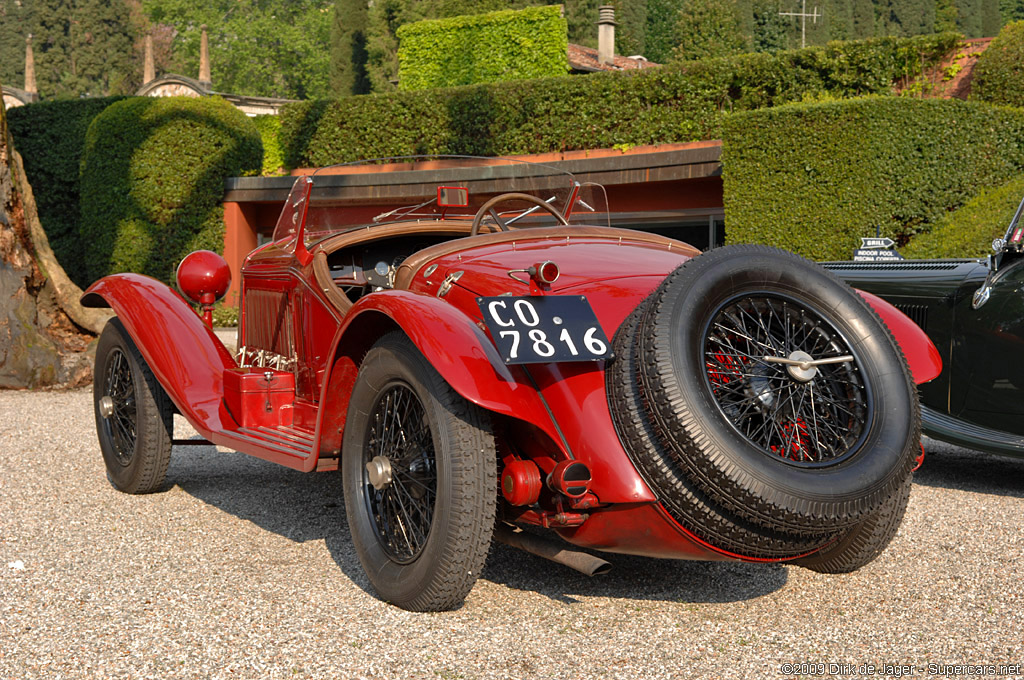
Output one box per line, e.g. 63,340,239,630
253,114,285,175
721,96,1024,261
280,32,959,168
397,6,568,91
972,20,1024,107
901,174,1024,259
7,96,130,287
80,96,262,286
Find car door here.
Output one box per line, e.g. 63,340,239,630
951,257,1024,432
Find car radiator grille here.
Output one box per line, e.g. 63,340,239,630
243,288,295,360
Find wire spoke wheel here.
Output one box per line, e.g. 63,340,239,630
93,318,173,494
343,333,496,611
363,384,438,563
704,295,869,467
634,245,919,534
103,348,139,466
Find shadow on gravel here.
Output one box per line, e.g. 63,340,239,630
913,439,1024,499
481,543,788,605
169,442,787,606
165,443,378,599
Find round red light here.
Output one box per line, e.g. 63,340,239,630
536,261,559,284
176,250,231,305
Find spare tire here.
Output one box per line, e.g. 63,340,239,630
607,304,834,558
635,245,919,535
794,479,912,573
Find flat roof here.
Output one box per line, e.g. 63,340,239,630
223,141,723,204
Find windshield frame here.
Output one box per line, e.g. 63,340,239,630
270,155,610,251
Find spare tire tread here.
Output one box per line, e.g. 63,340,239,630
635,245,919,535
607,304,834,558
794,479,912,573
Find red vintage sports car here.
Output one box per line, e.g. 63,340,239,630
83,157,941,611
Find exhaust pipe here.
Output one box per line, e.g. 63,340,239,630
494,524,612,577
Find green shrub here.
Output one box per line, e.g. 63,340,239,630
973,20,1024,107
80,96,263,286
397,6,568,91
253,114,285,175
281,32,959,168
722,97,1024,261
7,96,129,287
902,174,1024,258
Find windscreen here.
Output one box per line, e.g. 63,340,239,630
270,156,610,249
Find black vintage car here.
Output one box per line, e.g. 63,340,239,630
825,195,1024,456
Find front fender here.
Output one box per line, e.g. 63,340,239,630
82,274,237,435
857,289,942,385
318,290,566,457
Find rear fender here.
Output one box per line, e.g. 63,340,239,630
82,274,237,435
317,290,565,458
857,289,942,385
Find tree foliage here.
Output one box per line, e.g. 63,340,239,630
142,0,333,99
0,0,37,90
330,0,371,96
1002,0,1024,22
6,0,139,98
675,0,747,61
973,19,1024,106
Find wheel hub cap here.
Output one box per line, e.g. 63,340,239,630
99,395,115,418
784,350,817,383
366,455,393,490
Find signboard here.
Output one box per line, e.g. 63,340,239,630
853,236,903,262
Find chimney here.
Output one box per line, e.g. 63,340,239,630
25,34,36,94
198,25,211,89
143,34,155,84
598,6,616,65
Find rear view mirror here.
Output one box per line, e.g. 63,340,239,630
438,186,469,207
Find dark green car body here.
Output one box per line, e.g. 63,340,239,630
825,200,1024,456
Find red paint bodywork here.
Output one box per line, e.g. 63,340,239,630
83,215,941,563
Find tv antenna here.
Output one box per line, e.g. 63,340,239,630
780,0,821,49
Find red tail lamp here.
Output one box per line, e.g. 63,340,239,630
529,261,560,286
176,250,231,328
547,460,592,499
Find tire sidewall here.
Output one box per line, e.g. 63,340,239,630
654,247,916,515
342,337,462,606
94,318,170,492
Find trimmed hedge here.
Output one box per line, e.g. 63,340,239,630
7,96,130,287
973,20,1024,107
280,32,959,168
721,97,1024,261
902,174,1024,259
253,114,285,175
397,6,568,91
80,97,263,286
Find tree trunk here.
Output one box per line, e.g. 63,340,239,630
1,92,107,389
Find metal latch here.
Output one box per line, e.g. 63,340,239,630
437,271,463,298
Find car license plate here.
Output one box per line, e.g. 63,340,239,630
477,296,612,364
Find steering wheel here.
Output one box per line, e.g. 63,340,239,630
470,192,570,237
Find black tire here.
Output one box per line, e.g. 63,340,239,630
342,333,497,611
794,480,911,573
636,245,919,535
608,304,834,558
94,318,174,494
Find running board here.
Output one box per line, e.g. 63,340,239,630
922,406,1024,457
221,426,315,461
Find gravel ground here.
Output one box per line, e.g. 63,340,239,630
2,388,1023,680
